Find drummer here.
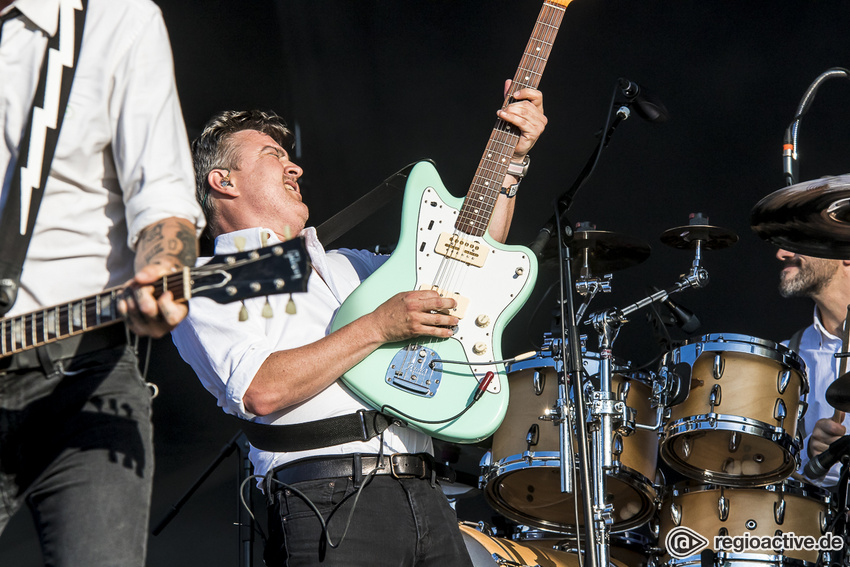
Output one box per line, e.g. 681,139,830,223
777,248,850,486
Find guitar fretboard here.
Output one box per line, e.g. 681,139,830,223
457,0,569,237
0,273,185,358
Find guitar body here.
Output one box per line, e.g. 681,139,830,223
332,161,537,443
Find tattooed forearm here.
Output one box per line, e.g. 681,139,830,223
134,217,198,273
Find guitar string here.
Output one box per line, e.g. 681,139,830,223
394,1,564,419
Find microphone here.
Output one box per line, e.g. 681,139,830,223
652,286,701,333
803,434,850,479
618,78,669,123
664,296,701,333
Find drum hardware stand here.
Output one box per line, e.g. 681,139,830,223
576,223,712,567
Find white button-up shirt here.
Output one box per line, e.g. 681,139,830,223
0,0,202,315
171,227,432,478
790,308,849,486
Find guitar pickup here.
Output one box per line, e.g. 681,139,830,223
434,232,489,268
419,285,469,319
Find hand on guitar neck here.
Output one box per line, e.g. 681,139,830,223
489,80,547,243
117,217,199,338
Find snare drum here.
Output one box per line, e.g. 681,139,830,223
657,479,833,566
460,522,627,567
483,350,658,532
660,334,807,486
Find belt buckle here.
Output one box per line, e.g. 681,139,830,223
389,454,426,479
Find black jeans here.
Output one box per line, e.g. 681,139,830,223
265,473,473,566
0,345,153,566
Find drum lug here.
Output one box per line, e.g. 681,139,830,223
774,496,786,525
777,369,791,394
671,501,682,526
612,432,624,458
718,492,729,521
532,370,545,396
618,379,630,402
798,400,808,420
728,431,740,453
820,510,828,534
526,423,540,449
774,398,787,428
709,384,722,410
713,353,725,379
718,527,728,537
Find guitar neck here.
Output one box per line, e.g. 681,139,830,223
0,272,187,358
457,0,570,237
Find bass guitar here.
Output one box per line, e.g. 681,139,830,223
331,0,572,443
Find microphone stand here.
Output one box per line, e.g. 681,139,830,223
545,90,635,567
152,431,256,567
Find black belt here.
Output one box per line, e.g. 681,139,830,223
0,324,128,373
271,453,455,486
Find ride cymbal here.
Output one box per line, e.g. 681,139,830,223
751,174,850,260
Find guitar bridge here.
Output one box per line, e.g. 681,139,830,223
386,344,443,397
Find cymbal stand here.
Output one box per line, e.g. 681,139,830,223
580,237,710,567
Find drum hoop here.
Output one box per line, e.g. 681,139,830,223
666,479,833,501
483,453,657,533
662,413,799,452
672,333,807,376
485,451,659,492
666,551,816,567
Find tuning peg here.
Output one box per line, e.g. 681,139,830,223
234,236,247,252
260,231,270,247
238,301,249,321
262,297,273,318
285,295,297,315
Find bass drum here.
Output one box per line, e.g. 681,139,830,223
459,522,627,567
484,349,659,533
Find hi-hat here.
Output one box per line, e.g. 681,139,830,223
660,212,738,250
541,223,651,274
751,174,850,259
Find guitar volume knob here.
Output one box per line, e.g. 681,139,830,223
475,314,491,328
472,342,487,355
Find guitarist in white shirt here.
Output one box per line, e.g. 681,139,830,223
173,84,545,566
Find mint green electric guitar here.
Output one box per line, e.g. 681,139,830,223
331,0,572,443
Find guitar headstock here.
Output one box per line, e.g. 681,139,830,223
189,237,311,304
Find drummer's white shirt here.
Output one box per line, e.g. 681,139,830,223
789,307,848,487
171,227,432,478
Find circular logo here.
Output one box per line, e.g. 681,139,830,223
666,526,710,559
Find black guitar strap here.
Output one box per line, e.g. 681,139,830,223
237,410,397,453
0,0,88,316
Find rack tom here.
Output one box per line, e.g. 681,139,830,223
483,349,658,533
660,333,807,486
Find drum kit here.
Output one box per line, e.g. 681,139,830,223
450,176,850,567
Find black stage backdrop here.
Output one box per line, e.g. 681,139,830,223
2,1,850,564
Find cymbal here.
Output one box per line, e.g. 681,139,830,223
827,370,850,412
542,228,651,274
751,174,850,260
660,224,739,250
